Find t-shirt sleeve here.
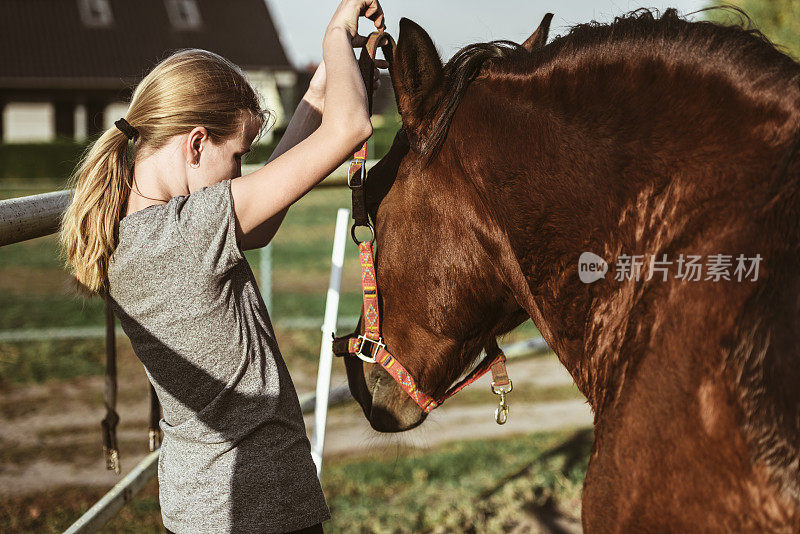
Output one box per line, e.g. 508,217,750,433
174,178,244,276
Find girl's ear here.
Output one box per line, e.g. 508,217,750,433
186,126,208,168
391,17,444,152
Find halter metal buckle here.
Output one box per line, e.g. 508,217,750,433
355,334,384,364
348,160,367,189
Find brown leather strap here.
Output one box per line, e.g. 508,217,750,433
357,31,395,114
350,31,395,229
332,333,355,357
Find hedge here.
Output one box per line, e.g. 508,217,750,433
0,123,402,180
0,141,89,180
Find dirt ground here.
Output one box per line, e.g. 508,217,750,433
0,341,591,498
0,337,591,533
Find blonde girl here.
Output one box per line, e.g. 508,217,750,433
59,1,385,532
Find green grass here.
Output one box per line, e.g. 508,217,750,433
0,236,63,267
321,429,589,533
0,339,106,386
0,294,104,330
0,429,589,533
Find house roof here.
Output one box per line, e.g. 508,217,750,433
0,0,293,89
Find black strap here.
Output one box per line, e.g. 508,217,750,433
148,383,162,451
101,284,120,473
350,32,395,230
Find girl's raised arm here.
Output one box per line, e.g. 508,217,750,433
230,0,385,246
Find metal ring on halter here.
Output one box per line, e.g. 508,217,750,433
351,221,375,244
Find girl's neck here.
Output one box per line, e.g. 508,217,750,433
125,143,189,217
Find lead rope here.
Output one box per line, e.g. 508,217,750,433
101,283,120,473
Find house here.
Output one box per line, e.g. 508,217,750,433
0,0,296,143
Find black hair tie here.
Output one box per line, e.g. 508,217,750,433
114,118,139,142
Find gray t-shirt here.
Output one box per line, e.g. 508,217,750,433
107,178,330,533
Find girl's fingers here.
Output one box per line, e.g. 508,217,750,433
362,1,385,29
373,13,385,29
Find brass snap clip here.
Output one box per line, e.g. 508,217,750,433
491,381,513,425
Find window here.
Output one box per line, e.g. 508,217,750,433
78,0,113,28
165,0,202,30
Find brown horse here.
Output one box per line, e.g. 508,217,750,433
341,7,800,532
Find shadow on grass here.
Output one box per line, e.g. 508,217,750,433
479,429,593,500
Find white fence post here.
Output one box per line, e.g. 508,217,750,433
311,208,350,478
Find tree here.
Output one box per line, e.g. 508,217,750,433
705,1,800,58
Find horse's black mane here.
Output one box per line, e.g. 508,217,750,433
422,6,800,160
422,40,527,158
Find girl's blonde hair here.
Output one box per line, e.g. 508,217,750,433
59,49,269,296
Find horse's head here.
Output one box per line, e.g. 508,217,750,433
342,16,553,432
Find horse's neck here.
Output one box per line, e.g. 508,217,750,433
466,67,796,414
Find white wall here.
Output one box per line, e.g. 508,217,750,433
74,104,87,141
1,69,292,143
245,69,292,143
3,102,55,142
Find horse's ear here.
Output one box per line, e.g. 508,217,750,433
522,13,554,51
392,17,444,151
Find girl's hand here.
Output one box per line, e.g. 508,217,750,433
326,0,385,45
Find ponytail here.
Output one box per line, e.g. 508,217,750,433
59,125,134,296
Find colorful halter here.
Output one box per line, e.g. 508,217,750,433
331,30,513,423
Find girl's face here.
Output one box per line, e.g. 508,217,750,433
190,114,262,190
